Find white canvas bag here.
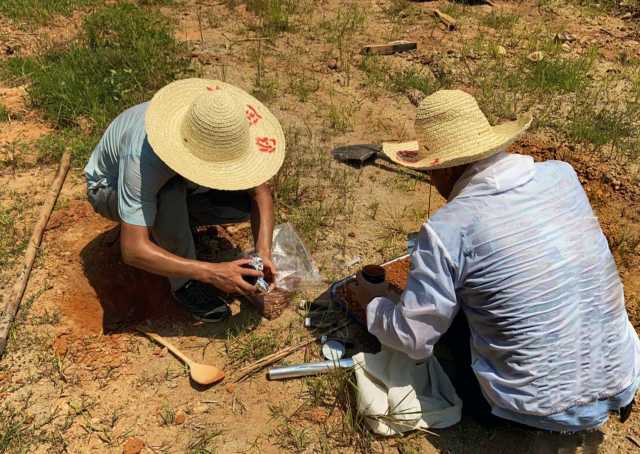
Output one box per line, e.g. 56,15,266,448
353,347,462,436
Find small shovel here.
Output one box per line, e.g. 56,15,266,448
331,144,387,165
137,328,225,386
331,143,430,182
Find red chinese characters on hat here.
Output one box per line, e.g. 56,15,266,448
256,137,277,153
245,105,263,126
397,149,419,163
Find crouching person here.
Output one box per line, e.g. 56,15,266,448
84,78,285,322
367,90,639,444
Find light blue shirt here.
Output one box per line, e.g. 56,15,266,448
367,152,640,432
84,102,176,226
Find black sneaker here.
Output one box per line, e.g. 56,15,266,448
173,280,231,323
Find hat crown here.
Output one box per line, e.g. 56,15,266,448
416,90,493,152
181,88,250,162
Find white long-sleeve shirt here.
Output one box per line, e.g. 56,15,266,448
367,152,640,431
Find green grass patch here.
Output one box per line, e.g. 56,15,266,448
567,101,638,154
382,0,413,18
273,127,355,250
0,193,31,274
0,104,9,122
35,129,98,166
359,56,389,89
321,3,366,82
360,57,439,96
0,141,32,169
388,66,438,95
0,0,99,24
288,69,319,102
2,3,188,162
481,11,519,30
524,55,592,93
236,0,300,36
226,330,279,365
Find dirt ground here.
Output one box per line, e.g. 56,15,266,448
1,0,639,453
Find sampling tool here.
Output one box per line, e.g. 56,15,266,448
242,254,270,293
330,255,410,326
231,319,352,382
331,144,430,183
0,150,71,357
331,144,386,165
267,358,354,380
137,328,224,385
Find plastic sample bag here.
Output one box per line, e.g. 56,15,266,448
271,223,322,292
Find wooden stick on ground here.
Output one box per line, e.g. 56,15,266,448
0,150,72,357
231,320,352,383
361,40,417,56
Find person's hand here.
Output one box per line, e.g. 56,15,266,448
260,254,277,285
196,259,263,295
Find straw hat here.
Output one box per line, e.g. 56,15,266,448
382,90,532,170
145,78,285,190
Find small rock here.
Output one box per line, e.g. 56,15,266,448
192,403,209,414
122,437,145,454
527,51,544,62
174,411,186,425
407,89,425,107
554,31,576,43
561,43,572,53
621,12,632,20
495,45,507,56
327,58,339,70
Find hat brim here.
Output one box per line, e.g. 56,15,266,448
382,114,532,170
145,78,285,191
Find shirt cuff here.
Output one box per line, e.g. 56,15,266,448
366,296,396,338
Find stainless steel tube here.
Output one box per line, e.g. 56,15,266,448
267,358,354,380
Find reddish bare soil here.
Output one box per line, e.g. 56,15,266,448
44,201,183,336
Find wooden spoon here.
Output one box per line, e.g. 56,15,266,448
137,328,224,385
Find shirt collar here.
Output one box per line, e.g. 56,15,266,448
448,152,535,202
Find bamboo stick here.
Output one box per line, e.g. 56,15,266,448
0,150,72,357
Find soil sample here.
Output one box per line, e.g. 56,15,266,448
384,256,411,292
250,288,290,320
337,257,411,325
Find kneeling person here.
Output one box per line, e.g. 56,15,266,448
368,90,640,433
84,79,285,322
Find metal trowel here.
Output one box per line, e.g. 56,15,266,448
331,143,430,182
331,144,387,165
